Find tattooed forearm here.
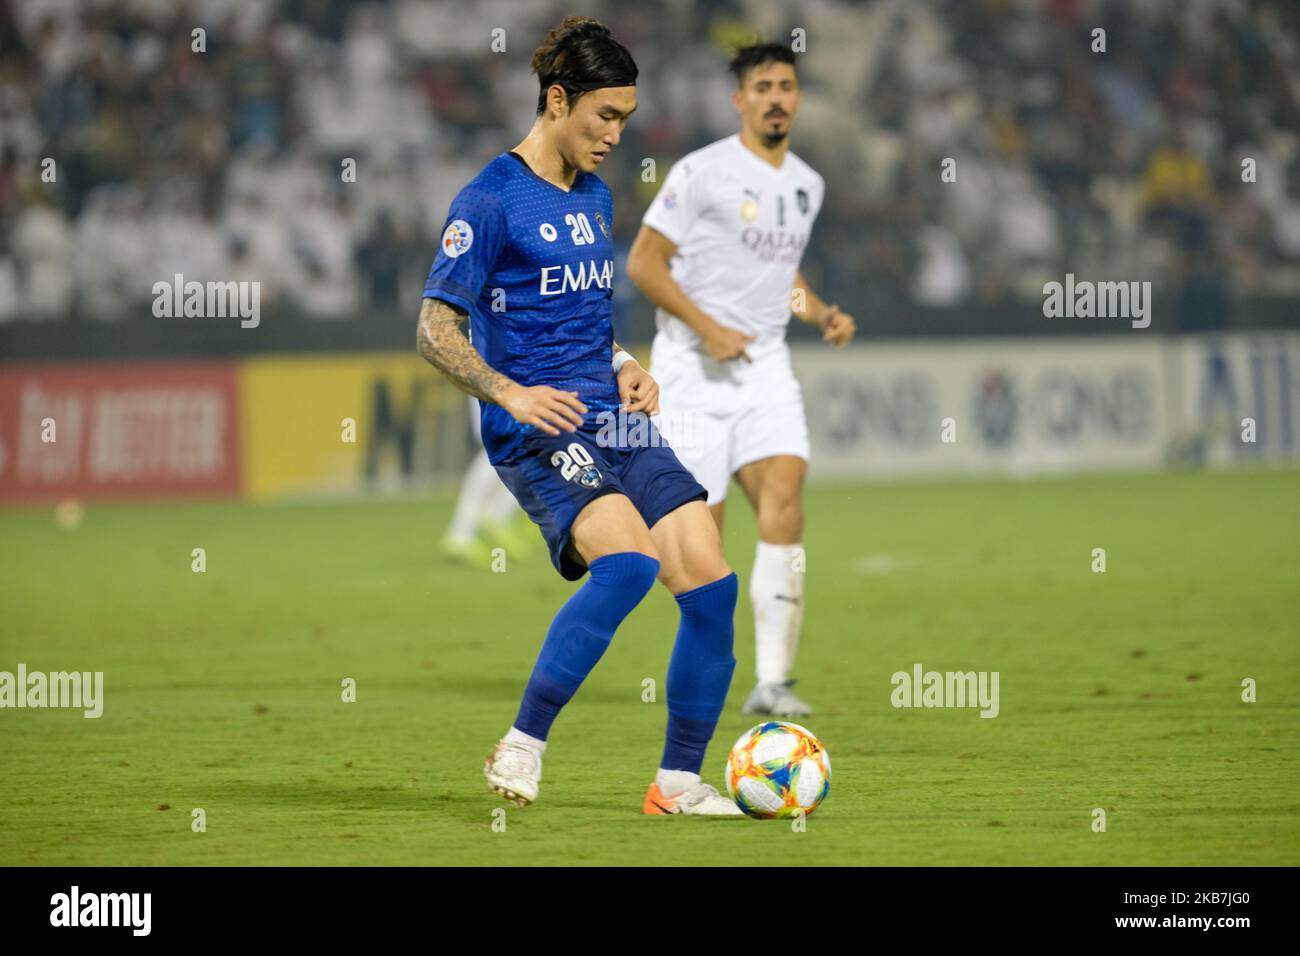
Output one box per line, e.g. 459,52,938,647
417,298,515,403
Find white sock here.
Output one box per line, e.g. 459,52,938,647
505,726,546,752
446,451,501,541
655,768,699,796
750,541,805,684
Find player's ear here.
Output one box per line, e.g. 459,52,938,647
731,88,742,113
547,84,570,120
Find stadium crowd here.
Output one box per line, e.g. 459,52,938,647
0,0,1297,331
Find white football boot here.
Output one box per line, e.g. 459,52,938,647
484,738,542,806
643,780,744,816
741,679,814,717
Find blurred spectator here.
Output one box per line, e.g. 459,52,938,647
0,0,1297,330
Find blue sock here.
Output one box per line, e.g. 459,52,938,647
661,572,738,773
513,551,659,740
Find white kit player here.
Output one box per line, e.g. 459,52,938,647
628,42,856,716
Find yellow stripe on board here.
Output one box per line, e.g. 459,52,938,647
238,353,471,500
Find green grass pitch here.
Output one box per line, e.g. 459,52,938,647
2,468,1297,866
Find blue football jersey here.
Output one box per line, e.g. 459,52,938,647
424,152,620,464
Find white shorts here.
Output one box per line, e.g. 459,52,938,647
650,335,810,505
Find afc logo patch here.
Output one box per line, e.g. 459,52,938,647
442,219,474,258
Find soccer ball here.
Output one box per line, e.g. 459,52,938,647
725,721,831,819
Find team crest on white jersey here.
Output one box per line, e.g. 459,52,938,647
442,219,474,258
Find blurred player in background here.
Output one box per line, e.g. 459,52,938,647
441,397,535,565
419,17,742,816
628,42,856,717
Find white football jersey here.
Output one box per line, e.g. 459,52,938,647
641,133,824,351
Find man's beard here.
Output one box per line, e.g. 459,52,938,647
761,128,789,146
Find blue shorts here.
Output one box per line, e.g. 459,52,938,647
492,413,708,580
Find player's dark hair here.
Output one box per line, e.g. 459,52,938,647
729,42,797,87
531,16,638,115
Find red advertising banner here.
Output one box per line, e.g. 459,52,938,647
0,361,242,502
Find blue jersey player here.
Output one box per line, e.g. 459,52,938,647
418,16,741,816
